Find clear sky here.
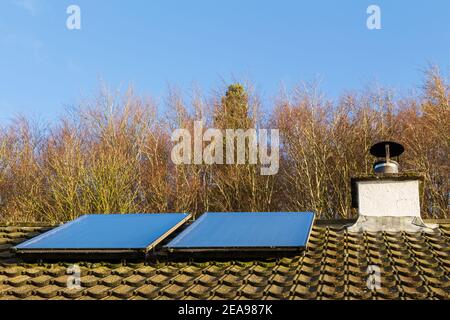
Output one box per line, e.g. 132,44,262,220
0,0,449,123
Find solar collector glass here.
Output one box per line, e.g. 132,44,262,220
166,212,315,251
14,213,191,253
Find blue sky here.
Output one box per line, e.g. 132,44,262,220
0,0,449,123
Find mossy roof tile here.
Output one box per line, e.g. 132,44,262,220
135,266,156,277
147,274,171,287
239,284,265,299
100,275,123,288
60,287,84,299
80,275,100,288
9,284,36,298
86,285,110,299
0,220,449,300
213,284,239,299
7,275,30,287
29,275,52,287
111,284,135,299
135,284,159,299
161,284,186,299
186,284,211,299
123,274,146,287
35,285,60,298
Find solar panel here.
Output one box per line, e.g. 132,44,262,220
165,212,315,252
14,213,191,255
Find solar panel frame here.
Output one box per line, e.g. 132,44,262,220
14,213,192,255
165,212,315,253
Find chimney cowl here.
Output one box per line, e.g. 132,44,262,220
370,141,404,175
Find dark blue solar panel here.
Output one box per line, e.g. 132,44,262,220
166,212,315,250
15,213,190,251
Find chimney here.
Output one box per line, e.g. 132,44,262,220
347,141,439,233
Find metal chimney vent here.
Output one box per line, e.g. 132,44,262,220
370,141,404,175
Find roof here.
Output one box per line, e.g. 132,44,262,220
0,220,449,300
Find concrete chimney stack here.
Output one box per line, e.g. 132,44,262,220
347,141,439,233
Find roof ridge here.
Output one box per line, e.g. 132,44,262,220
2,218,450,227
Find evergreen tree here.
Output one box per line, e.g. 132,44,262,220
215,84,252,129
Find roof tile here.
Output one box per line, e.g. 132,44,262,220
35,285,60,298
247,274,268,287
90,266,112,278
213,284,239,299
23,267,44,277
100,275,123,288
86,285,110,299
148,274,171,287
428,286,450,299
161,284,186,299
402,286,429,299
376,286,400,299
2,221,449,300
266,284,290,299
239,284,265,299
30,275,52,287
111,285,135,299
135,266,156,277
60,287,84,299
180,266,203,277
135,284,159,299
221,274,244,287
123,274,146,287
7,275,30,287
186,284,211,299
292,284,317,299
112,266,135,277
80,275,100,288
175,274,198,287
9,285,36,298
44,266,66,277
196,274,220,287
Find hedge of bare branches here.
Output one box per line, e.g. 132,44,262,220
0,67,448,222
